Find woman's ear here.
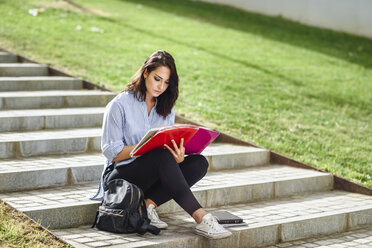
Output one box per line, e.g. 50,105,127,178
144,69,148,79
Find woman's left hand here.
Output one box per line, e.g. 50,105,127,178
164,138,185,163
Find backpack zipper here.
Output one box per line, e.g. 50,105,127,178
98,209,124,217
137,187,142,215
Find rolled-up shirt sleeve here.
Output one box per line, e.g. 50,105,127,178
101,101,125,162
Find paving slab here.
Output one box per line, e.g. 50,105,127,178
0,107,105,131
0,90,116,109
0,63,48,76
0,165,333,228
202,143,270,170
0,153,106,192
0,76,83,91
50,192,372,248
0,52,17,63
0,144,269,191
0,127,102,158
270,226,372,248
0,129,268,163
0,127,101,142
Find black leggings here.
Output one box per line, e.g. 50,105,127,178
106,148,209,215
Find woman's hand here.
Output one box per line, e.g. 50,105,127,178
164,138,185,163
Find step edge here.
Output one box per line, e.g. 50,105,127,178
5,174,335,213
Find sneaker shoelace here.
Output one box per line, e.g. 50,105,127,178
148,207,161,222
206,216,226,233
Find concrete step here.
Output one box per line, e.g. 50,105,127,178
0,127,102,158
0,90,116,109
268,226,372,248
50,191,372,248
0,144,269,192
202,143,269,170
0,52,17,63
0,107,105,131
0,153,105,192
0,76,83,91
0,165,333,228
0,63,48,76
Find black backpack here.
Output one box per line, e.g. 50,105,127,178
92,178,160,235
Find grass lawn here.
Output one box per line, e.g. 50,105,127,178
1,0,371,186
0,201,68,247
0,2,371,242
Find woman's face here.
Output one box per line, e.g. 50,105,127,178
144,66,170,100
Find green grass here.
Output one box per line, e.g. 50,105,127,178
0,201,68,247
0,0,371,191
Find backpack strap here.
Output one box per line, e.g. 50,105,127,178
137,219,160,235
91,211,99,228
92,199,104,229
135,199,160,235
147,223,161,235
136,218,150,235
136,202,160,235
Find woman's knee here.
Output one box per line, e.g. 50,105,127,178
189,154,209,176
199,155,209,175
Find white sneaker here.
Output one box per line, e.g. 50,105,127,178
147,204,168,229
194,213,232,239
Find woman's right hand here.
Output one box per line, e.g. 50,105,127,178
164,138,185,163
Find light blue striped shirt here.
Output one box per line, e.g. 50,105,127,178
91,91,175,200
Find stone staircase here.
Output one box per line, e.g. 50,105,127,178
0,48,371,248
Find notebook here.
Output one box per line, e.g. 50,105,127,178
130,125,220,157
212,210,244,224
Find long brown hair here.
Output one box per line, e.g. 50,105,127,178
125,50,179,118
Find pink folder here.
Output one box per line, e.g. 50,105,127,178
185,127,220,154
131,126,199,157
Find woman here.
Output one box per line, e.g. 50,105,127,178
95,50,231,239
